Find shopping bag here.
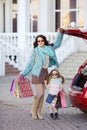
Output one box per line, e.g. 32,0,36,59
59,91,67,108
10,79,16,95
10,78,34,98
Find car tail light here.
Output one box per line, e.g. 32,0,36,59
84,91,87,98
84,82,87,88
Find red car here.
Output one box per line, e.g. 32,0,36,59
63,27,87,40
68,60,87,112
62,27,87,112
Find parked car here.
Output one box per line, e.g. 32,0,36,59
68,60,87,113
63,27,87,40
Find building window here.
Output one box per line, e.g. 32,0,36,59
55,0,84,30
12,0,17,32
30,0,38,32
3,3,5,32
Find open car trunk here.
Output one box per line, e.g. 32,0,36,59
72,74,87,90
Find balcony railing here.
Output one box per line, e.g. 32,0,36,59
0,32,77,76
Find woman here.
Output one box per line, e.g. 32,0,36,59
18,28,64,120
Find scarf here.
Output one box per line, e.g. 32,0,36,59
37,45,54,65
51,78,62,83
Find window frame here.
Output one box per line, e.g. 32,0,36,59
54,0,84,30
11,0,18,32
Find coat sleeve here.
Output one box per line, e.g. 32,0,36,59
53,33,64,49
20,51,35,77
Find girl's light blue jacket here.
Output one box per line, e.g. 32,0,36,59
21,33,64,77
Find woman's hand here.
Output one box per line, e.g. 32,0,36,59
18,74,24,80
57,27,65,33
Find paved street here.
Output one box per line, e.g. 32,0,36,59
0,75,87,130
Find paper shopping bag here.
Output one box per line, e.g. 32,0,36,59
10,78,34,98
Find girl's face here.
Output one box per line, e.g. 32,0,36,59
37,37,45,47
51,70,59,78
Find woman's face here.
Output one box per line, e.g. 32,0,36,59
37,37,45,47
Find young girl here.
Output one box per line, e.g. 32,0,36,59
45,68,66,119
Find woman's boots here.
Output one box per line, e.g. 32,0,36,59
31,96,44,120
37,96,44,119
31,96,40,119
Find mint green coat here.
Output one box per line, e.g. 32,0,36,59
21,33,64,77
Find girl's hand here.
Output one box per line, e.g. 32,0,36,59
44,80,49,88
44,80,47,85
62,90,67,96
60,88,67,96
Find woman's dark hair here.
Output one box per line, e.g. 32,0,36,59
33,34,53,48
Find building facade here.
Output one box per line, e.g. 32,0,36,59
0,0,87,33
0,0,87,76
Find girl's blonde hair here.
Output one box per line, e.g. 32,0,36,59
46,69,65,84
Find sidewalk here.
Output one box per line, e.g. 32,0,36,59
0,75,87,130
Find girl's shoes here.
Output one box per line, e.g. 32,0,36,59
50,113,54,119
54,112,58,119
50,113,58,119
